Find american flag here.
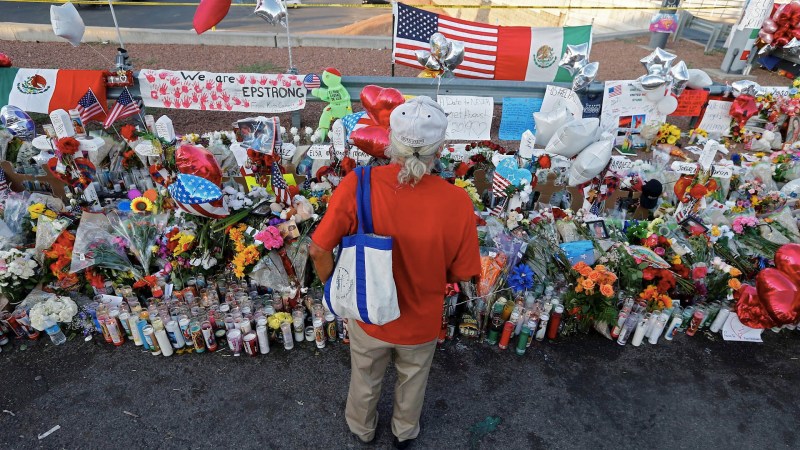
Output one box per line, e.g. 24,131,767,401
174,200,229,219
103,87,140,129
608,84,622,98
492,171,511,198
303,73,321,91
393,2,497,79
341,111,370,140
271,163,292,205
489,198,507,217
76,88,104,123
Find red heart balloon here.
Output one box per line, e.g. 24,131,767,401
775,243,800,282
193,0,232,35
359,85,405,128
776,36,790,47
175,144,222,186
756,268,800,325
730,95,758,126
0,52,11,67
737,285,776,329
350,126,390,159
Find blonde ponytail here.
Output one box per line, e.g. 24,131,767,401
385,134,443,186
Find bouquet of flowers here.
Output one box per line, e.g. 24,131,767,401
564,262,619,329
28,295,78,331
731,215,781,259
108,212,170,276
0,248,39,304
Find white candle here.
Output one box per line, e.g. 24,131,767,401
154,328,173,357
709,307,731,333
257,325,270,355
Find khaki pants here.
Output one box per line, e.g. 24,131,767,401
345,320,438,443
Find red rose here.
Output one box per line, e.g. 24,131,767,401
120,124,137,141
454,162,470,178
56,137,80,155
643,268,656,281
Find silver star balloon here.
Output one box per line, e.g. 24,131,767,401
415,32,464,77
254,0,287,26
559,43,590,76
572,61,598,91
731,80,759,98
758,44,775,56
670,61,689,96
640,47,677,74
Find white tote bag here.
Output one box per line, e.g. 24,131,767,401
324,166,400,325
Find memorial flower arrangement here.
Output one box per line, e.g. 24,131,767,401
29,295,78,331
0,248,40,304
564,262,618,328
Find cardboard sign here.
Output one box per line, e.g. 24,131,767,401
306,144,331,160
138,70,307,113
737,0,772,30
437,95,493,141
672,89,709,117
609,156,633,173
330,119,346,152
698,139,720,170
541,85,584,118
698,100,733,136
499,97,542,140
670,160,734,178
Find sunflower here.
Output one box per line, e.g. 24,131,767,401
130,197,154,213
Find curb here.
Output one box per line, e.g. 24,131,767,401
0,22,393,49
0,21,645,49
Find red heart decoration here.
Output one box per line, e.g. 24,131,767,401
730,95,758,127
775,243,800,282
193,0,232,35
756,268,800,325
175,144,222,186
359,85,405,128
350,126,391,159
736,285,775,329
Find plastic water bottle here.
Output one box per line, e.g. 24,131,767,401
46,323,67,346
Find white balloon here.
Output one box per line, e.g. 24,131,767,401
568,139,612,186
644,88,667,102
50,2,84,47
533,107,569,148
657,95,678,115
545,117,600,158
687,69,712,89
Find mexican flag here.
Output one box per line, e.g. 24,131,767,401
0,68,107,114
494,25,593,82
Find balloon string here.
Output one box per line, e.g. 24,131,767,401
83,43,116,67
107,0,125,49
284,3,294,72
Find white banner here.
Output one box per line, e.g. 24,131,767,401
138,70,306,113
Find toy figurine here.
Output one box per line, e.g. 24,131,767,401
311,68,351,142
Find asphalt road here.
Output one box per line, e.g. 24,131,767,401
1,0,385,34
1,329,798,449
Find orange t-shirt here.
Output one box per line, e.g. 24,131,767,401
312,164,481,345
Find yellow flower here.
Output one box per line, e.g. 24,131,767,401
711,225,721,237
43,210,57,219
27,203,45,219
131,197,154,213
666,136,678,145
671,255,682,265
454,178,467,188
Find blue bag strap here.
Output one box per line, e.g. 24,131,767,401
361,166,374,234
355,167,365,235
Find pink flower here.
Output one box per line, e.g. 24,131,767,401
255,226,284,250
692,265,708,280
654,247,666,256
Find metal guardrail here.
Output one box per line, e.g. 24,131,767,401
112,73,729,127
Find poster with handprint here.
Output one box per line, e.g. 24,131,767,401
138,70,306,113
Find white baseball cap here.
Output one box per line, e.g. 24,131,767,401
389,96,448,148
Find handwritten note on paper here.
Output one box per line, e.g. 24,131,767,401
737,0,772,30
600,80,665,132
672,89,709,117
438,95,494,141
498,97,542,140
698,100,733,136
541,85,584,118
722,313,763,342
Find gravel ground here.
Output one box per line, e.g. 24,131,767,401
0,328,798,449
0,36,789,135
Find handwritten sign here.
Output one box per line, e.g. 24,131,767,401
600,80,666,133
518,130,536,159
438,95,493,141
499,97,542,140
670,161,734,178
330,119,345,152
698,100,733,136
138,69,306,113
698,139,720,170
541,85,584,118
306,144,331,160
609,156,633,173
672,89,709,117
722,313,763,342
737,0,772,30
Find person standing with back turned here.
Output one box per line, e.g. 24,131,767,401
310,96,481,449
